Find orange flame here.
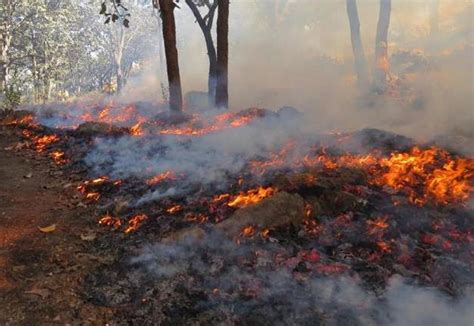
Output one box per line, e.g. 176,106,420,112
99,214,122,229
374,147,474,205
85,192,101,201
146,171,176,185
124,214,148,234
240,225,255,237
213,186,276,208
166,205,182,214
50,150,67,165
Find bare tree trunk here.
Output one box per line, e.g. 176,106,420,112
185,0,218,105
346,0,369,89
159,0,183,112
0,38,10,93
215,0,229,109
154,14,166,82
206,31,217,103
0,0,13,94
373,0,391,94
115,26,125,93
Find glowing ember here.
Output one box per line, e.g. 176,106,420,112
91,176,109,184
124,214,148,234
185,213,209,224
130,122,143,136
166,205,182,214
50,150,67,165
367,216,389,235
99,214,122,229
377,241,391,253
260,228,270,239
146,171,176,185
240,225,255,237
85,192,101,201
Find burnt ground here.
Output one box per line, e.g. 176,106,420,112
0,126,113,324
0,112,473,325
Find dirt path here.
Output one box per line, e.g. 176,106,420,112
0,126,112,324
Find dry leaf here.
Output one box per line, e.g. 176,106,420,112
39,224,57,233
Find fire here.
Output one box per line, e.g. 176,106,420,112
213,186,276,208
377,241,391,253
159,111,260,137
240,225,255,237
33,135,60,152
260,228,270,239
2,114,35,126
99,214,122,229
185,213,208,223
367,216,389,235
124,214,148,234
85,192,101,201
130,122,143,136
146,171,176,185
91,176,109,184
374,147,474,205
77,176,109,194
50,150,67,165
166,205,182,214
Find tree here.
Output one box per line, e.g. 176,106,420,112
159,0,183,112
185,0,218,103
346,0,369,89
215,0,228,109
0,0,32,94
373,0,391,93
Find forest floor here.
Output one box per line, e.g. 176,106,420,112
0,126,113,324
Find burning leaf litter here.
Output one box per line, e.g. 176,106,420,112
1,104,473,324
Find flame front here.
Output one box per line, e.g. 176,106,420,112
214,186,277,208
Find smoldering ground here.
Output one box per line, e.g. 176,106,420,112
129,229,474,325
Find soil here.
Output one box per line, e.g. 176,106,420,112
0,125,113,324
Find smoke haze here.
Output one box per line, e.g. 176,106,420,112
120,0,473,142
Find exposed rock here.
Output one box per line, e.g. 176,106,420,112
216,191,305,236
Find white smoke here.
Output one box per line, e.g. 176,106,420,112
131,229,474,325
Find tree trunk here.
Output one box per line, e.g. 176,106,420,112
154,14,166,91
204,29,217,104
215,0,229,109
0,38,9,93
114,25,125,94
346,0,369,89
185,0,218,106
159,0,183,112
373,0,391,94
0,1,13,94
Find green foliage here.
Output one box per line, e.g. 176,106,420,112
99,1,130,27
1,86,22,111
2,0,160,102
